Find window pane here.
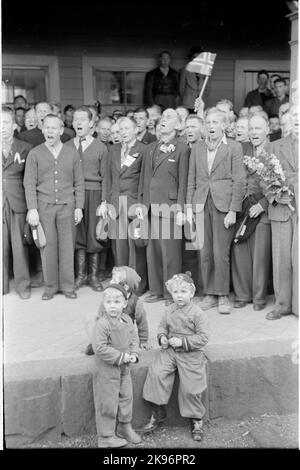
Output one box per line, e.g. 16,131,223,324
125,72,145,106
95,71,124,105
1,68,46,105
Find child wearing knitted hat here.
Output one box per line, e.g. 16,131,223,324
92,283,142,448
85,266,149,355
141,271,210,442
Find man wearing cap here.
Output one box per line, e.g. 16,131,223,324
24,114,85,300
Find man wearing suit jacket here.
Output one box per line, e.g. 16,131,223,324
99,117,148,295
187,107,246,314
144,51,179,110
265,104,298,320
134,107,157,145
2,107,32,298
137,108,190,304
231,115,272,311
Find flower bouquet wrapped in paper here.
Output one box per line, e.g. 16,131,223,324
243,149,295,211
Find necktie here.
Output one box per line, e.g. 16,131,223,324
121,143,128,167
78,137,86,161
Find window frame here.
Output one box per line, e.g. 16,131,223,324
2,54,61,104
234,59,290,111
82,56,158,109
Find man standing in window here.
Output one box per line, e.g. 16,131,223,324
244,70,273,109
144,51,179,110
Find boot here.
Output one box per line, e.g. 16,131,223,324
88,253,103,291
97,435,128,448
191,419,204,441
139,404,166,433
116,423,142,444
74,249,87,290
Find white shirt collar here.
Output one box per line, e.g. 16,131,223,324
74,134,93,148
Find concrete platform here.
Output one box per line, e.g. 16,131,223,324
3,283,299,447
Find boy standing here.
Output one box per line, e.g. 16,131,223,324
66,106,108,292
142,272,209,441
92,284,142,448
24,114,85,300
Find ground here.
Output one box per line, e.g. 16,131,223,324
16,413,298,449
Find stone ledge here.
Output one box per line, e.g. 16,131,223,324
4,338,298,447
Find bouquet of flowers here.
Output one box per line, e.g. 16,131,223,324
243,149,294,211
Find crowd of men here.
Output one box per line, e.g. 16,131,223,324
2,56,298,321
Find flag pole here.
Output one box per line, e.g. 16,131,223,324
198,75,209,100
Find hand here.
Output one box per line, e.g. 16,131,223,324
123,353,131,363
186,208,195,226
135,206,144,220
176,211,186,226
276,192,295,211
249,203,264,218
96,202,108,218
194,97,205,115
168,337,183,348
74,208,83,225
160,336,169,349
27,209,39,226
224,211,236,229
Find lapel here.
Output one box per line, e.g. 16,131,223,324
3,139,18,169
152,138,177,175
150,141,161,173
281,136,296,171
119,141,140,176
198,141,209,176
210,141,228,174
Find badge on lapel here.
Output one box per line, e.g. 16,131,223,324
123,153,138,167
14,152,25,164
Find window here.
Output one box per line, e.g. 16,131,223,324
2,67,47,106
95,70,145,114
2,54,60,105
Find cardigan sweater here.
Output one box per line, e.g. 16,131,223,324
24,143,85,210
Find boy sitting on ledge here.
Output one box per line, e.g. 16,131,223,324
141,272,210,441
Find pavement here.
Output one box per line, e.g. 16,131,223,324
3,283,298,364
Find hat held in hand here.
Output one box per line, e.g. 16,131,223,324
31,222,47,249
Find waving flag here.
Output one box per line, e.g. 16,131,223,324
186,52,216,76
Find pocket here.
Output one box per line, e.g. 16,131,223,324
168,192,178,200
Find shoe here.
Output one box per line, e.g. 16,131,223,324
74,249,87,290
42,292,55,300
139,404,167,433
18,290,31,300
85,343,94,356
98,270,106,282
253,303,266,311
144,293,164,303
200,295,218,311
265,309,282,320
97,435,128,448
88,253,103,292
234,300,248,308
191,419,204,441
218,296,231,314
64,291,77,299
116,423,142,444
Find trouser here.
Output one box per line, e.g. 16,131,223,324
38,201,75,294
113,208,148,293
93,363,133,437
75,189,103,253
271,214,298,316
146,214,182,298
2,199,30,294
231,220,271,305
143,348,207,419
201,193,235,296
